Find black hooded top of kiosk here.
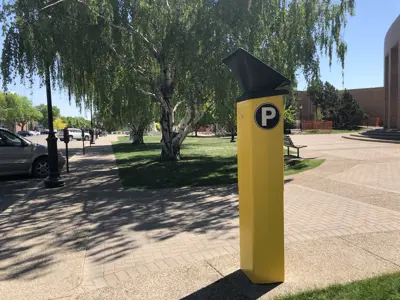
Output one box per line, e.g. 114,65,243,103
223,48,291,102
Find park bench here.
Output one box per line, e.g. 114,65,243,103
284,135,307,158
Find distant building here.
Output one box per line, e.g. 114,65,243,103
384,14,400,129
296,15,400,127
0,121,35,133
296,87,385,126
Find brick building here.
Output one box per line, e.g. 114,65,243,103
295,14,400,128
296,87,385,126
0,120,35,133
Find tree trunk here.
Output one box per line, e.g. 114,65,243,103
195,128,198,137
130,125,145,145
157,55,208,160
230,126,235,142
159,56,180,161
173,105,205,153
160,102,180,160
132,129,144,145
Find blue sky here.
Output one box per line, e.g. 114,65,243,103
297,1,400,90
3,1,400,117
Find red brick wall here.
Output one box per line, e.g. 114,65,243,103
296,87,384,125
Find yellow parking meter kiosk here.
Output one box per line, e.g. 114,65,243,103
223,48,291,284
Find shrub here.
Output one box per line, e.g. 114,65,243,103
314,108,323,121
284,105,297,129
336,90,364,128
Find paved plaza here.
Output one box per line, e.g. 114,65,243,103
1,134,400,299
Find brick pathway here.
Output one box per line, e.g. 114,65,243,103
2,134,400,298
79,134,400,291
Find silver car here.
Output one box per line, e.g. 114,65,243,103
0,128,66,177
57,128,90,141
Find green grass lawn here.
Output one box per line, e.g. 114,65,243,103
279,272,400,300
112,136,324,189
304,127,364,134
284,158,324,176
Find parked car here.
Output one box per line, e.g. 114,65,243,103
17,130,33,137
40,129,57,134
29,130,40,136
57,128,90,141
0,128,65,177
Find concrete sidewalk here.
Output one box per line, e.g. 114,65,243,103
1,135,400,300
0,136,122,300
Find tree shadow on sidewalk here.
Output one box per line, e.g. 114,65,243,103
0,143,239,280
0,141,295,281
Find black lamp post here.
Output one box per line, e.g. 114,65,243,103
90,100,93,129
44,64,64,188
299,105,303,132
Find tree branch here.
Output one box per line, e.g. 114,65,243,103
137,88,157,99
105,43,147,76
50,9,152,81
173,101,184,113
76,0,158,58
40,0,67,11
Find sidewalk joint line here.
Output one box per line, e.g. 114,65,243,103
338,235,400,269
205,260,225,278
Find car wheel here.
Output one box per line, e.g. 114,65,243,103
69,135,73,141
32,156,49,178
85,136,90,141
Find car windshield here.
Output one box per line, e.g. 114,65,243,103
15,132,32,144
0,130,30,146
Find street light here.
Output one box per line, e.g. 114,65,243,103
44,64,64,188
299,105,303,132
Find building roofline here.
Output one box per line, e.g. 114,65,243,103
297,86,383,93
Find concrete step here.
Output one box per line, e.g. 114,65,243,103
360,134,400,140
359,130,400,140
342,134,400,144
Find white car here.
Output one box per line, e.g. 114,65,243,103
57,128,90,141
29,130,40,136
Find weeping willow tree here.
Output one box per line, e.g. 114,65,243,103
1,0,355,161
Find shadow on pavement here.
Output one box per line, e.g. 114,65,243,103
182,270,281,300
0,174,41,213
0,174,33,182
0,142,240,280
0,140,298,282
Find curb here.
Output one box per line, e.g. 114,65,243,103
342,135,400,144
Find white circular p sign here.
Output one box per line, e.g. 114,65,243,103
254,103,280,130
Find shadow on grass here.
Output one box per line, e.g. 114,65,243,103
285,160,308,169
118,156,237,189
182,270,281,300
284,158,325,176
113,138,238,189
113,138,325,189
112,140,161,153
